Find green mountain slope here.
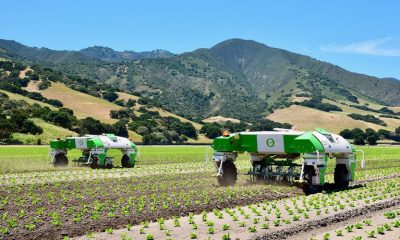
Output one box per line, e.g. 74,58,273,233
1,38,399,122
0,40,173,63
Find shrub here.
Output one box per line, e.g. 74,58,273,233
347,113,387,126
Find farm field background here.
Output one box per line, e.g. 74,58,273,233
1,145,400,239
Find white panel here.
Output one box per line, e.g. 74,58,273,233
256,133,285,153
98,136,132,149
74,137,89,149
313,132,353,154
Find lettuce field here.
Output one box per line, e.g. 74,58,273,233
1,145,400,239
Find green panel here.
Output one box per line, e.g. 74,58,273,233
319,156,328,185
212,134,241,152
98,152,107,166
105,133,117,141
50,139,67,149
286,132,325,153
50,138,77,149
87,137,105,148
315,128,329,134
129,152,136,166
282,135,302,153
65,138,77,149
350,149,356,181
212,133,258,152
238,134,257,152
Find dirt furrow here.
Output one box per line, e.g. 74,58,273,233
254,196,400,240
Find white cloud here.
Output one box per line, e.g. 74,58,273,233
321,37,400,57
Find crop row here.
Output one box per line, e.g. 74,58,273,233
0,146,399,174
75,177,400,240
0,169,300,239
310,209,400,240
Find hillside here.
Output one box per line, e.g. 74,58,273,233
80,46,174,62
0,40,173,63
24,81,211,143
28,82,121,123
13,118,77,144
2,39,398,122
1,38,400,140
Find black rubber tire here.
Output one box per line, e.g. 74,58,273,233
121,155,133,168
302,166,322,195
218,161,238,186
334,164,349,189
90,156,99,169
105,163,113,169
53,153,68,167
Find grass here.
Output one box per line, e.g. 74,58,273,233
0,145,398,175
117,91,211,143
0,89,57,110
37,82,121,123
0,145,213,173
268,105,382,133
323,99,400,131
22,84,208,143
117,91,203,130
13,118,77,144
203,116,240,124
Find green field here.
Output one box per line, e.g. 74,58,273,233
1,145,400,239
0,145,399,175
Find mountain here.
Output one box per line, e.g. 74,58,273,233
1,38,400,122
0,39,174,63
0,40,91,63
79,46,174,62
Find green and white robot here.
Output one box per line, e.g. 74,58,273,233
211,128,365,194
50,134,137,169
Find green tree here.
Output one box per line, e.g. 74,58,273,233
351,128,365,139
20,120,43,135
200,123,221,139
102,91,119,102
339,129,353,139
365,128,378,145
353,135,366,145
377,129,391,139
113,120,129,137
0,119,15,141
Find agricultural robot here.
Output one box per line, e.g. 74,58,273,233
50,134,137,169
211,128,365,194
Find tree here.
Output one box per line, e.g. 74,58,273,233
46,99,63,107
200,123,221,139
78,117,104,134
353,135,366,145
52,111,74,129
366,134,378,145
102,91,119,102
0,119,15,141
142,132,168,145
250,119,292,131
113,120,128,137
395,127,400,135
126,99,136,108
339,129,353,139
20,120,43,135
180,122,197,139
365,128,378,145
377,129,391,139
351,128,365,139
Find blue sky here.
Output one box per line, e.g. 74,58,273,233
1,0,399,78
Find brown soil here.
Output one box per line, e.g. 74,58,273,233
0,172,300,240
256,196,400,239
